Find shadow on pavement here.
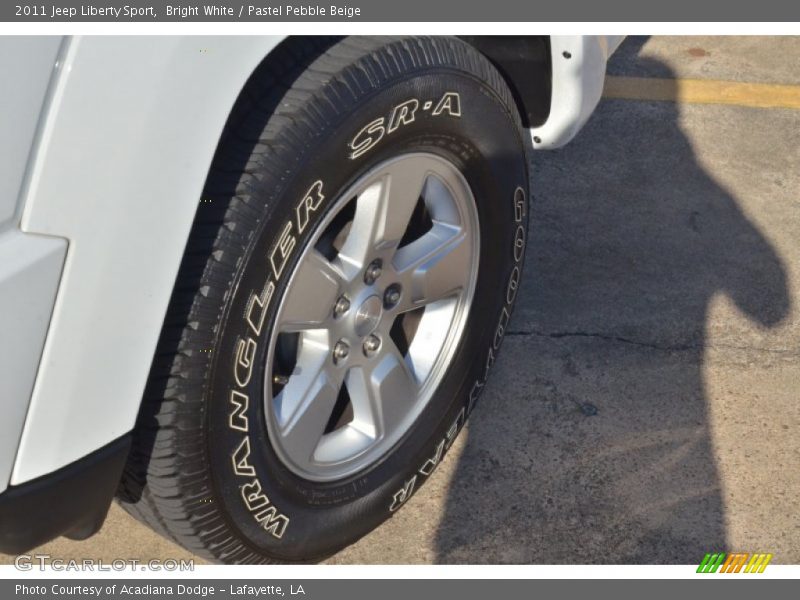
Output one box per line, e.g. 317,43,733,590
434,39,790,563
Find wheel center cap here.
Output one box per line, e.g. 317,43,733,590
354,295,383,337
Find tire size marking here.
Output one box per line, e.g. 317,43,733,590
225,180,330,540
349,92,462,160
388,185,527,513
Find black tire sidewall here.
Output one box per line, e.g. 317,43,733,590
206,50,529,561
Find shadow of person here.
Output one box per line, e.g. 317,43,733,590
433,40,790,563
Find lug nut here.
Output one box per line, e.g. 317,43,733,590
363,334,381,357
333,340,350,363
384,284,402,309
333,295,351,319
272,374,290,386
364,259,383,285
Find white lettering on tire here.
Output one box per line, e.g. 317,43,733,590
225,181,334,539
348,92,462,160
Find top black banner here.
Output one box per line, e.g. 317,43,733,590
4,0,800,22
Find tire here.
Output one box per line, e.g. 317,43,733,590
118,35,530,564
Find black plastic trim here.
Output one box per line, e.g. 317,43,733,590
0,434,131,554
460,36,552,127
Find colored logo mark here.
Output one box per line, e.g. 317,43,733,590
697,552,773,573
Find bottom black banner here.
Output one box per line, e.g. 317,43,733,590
1,579,794,600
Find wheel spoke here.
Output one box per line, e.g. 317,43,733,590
393,223,471,310
337,157,432,273
273,343,342,465
279,250,343,332
346,341,418,439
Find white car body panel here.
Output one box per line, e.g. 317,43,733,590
531,35,624,149
0,232,65,494
0,36,66,494
12,35,284,484
6,34,618,486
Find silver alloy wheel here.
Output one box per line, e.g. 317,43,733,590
265,153,480,481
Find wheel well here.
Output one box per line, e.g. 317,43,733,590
226,36,552,139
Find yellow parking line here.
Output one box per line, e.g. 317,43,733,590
603,76,800,110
